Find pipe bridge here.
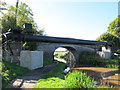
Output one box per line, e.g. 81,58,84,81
1,28,112,67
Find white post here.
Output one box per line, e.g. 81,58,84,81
20,51,43,70
102,46,111,59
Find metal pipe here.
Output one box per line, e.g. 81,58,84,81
1,32,112,46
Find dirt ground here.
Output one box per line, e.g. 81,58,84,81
71,67,119,86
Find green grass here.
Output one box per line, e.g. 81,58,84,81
0,61,31,88
43,63,65,79
34,61,117,88
43,57,56,66
34,63,96,88
34,77,65,88
0,56,55,88
34,64,96,88
34,63,65,88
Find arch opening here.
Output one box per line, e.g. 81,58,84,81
53,46,77,68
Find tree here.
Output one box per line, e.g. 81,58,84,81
1,2,44,34
107,15,120,37
96,33,120,50
0,1,7,14
0,1,7,29
96,16,120,50
1,2,44,51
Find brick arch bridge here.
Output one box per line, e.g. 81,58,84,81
37,42,95,66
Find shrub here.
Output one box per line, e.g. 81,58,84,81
79,52,105,66
104,59,119,68
65,70,95,88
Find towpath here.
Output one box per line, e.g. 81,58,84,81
6,63,58,88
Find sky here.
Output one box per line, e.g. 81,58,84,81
1,0,119,51
2,0,119,41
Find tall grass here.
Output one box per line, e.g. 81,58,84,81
65,70,95,88
0,61,31,88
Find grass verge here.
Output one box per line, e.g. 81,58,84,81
34,62,65,88
34,63,96,88
34,62,117,88
43,57,56,66
0,61,31,88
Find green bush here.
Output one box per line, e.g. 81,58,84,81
79,52,105,66
65,70,95,88
104,59,119,68
79,51,119,68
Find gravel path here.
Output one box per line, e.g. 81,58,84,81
6,63,58,88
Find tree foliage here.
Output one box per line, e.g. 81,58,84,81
96,16,120,50
0,1,7,6
1,2,44,51
96,33,120,49
0,1,7,29
1,2,44,34
107,15,120,37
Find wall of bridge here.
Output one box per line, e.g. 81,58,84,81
3,41,112,67
37,42,95,66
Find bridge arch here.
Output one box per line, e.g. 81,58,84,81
53,45,78,67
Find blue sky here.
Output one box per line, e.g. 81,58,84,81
3,0,119,40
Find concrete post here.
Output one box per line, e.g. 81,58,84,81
20,51,43,70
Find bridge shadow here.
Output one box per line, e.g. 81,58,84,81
41,62,66,80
